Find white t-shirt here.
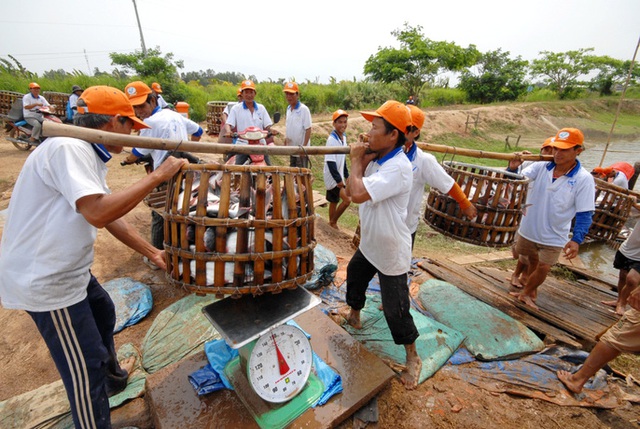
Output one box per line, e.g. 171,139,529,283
518,161,595,247
612,171,629,189
323,131,348,190
359,147,413,275
620,219,640,261
405,144,455,233
0,137,109,311
157,94,168,109
226,101,273,145
134,108,192,169
69,93,80,117
285,101,312,146
22,93,50,119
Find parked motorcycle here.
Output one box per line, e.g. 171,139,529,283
1,98,62,151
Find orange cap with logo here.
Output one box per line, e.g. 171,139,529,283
360,100,411,134
332,109,349,122
541,137,554,148
236,88,242,96
29,82,40,89
240,80,256,92
283,82,299,93
124,81,153,106
551,128,584,149
407,105,425,129
76,86,149,130
151,82,163,93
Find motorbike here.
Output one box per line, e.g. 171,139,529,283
2,98,62,151
225,112,280,166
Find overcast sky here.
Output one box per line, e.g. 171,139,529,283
1,0,638,84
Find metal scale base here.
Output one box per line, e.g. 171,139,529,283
202,287,323,429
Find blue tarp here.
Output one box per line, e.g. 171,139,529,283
103,277,153,333
303,243,338,290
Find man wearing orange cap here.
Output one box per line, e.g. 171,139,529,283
223,80,276,165
22,82,51,142
218,88,243,145
123,81,203,255
404,104,477,249
151,82,169,109
0,86,187,429
507,128,595,309
509,137,554,288
283,81,312,168
345,100,422,390
592,162,633,189
323,109,351,228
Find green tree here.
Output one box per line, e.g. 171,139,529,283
363,23,479,104
530,48,594,99
458,49,529,103
585,55,640,96
109,46,183,80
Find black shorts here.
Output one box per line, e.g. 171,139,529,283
613,250,640,273
326,186,341,203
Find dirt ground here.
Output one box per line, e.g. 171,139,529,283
1,105,639,428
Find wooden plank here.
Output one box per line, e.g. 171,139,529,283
449,250,513,265
417,258,582,349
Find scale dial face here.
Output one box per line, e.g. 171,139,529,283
248,324,313,403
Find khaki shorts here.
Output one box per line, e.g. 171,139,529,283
514,234,562,266
599,308,640,353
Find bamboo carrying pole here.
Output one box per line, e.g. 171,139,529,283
43,122,553,162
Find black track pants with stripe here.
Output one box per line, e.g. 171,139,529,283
28,275,128,429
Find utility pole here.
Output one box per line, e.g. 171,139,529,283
132,0,147,56
83,49,92,75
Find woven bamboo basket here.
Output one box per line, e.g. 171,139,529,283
42,91,69,118
586,178,634,243
205,101,229,135
424,161,529,248
164,164,316,297
0,91,22,116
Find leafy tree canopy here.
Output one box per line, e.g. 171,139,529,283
110,46,183,80
585,55,640,96
458,49,529,104
363,23,480,105
530,48,594,99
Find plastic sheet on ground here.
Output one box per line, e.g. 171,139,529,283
0,343,145,429
103,277,153,333
417,279,545,360
442,345,636,408
339,291,465,384
141,293,221,374
303,243,338,291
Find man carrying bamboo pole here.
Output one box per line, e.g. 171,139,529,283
507,128,595,310
0,86,187,429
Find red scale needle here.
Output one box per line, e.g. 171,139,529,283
272,333,290,375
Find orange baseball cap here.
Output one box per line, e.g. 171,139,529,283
76,86,149,130
360,100,411,134
124,81,153,106
236,88,242,96
332,109,349,122
551,128,584,149
29,82,40,89
151,82,163,93
240,80,256,92
283,82,299,93
592,166,613,176
407,105,425,129
541,137,554,148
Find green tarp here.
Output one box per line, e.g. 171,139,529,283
341,293,465,384
417,279,544,361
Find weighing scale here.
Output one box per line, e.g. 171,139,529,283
202,287,324,429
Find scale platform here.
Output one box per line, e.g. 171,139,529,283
201,286,321,349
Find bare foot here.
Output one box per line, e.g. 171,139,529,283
557,369,583,394
509,291,539,310
510,273,524,288
615,304,626,316
346,309,362,329
400,353,422,390
601,300,617,308
329,222,340,230
120,356,136,375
